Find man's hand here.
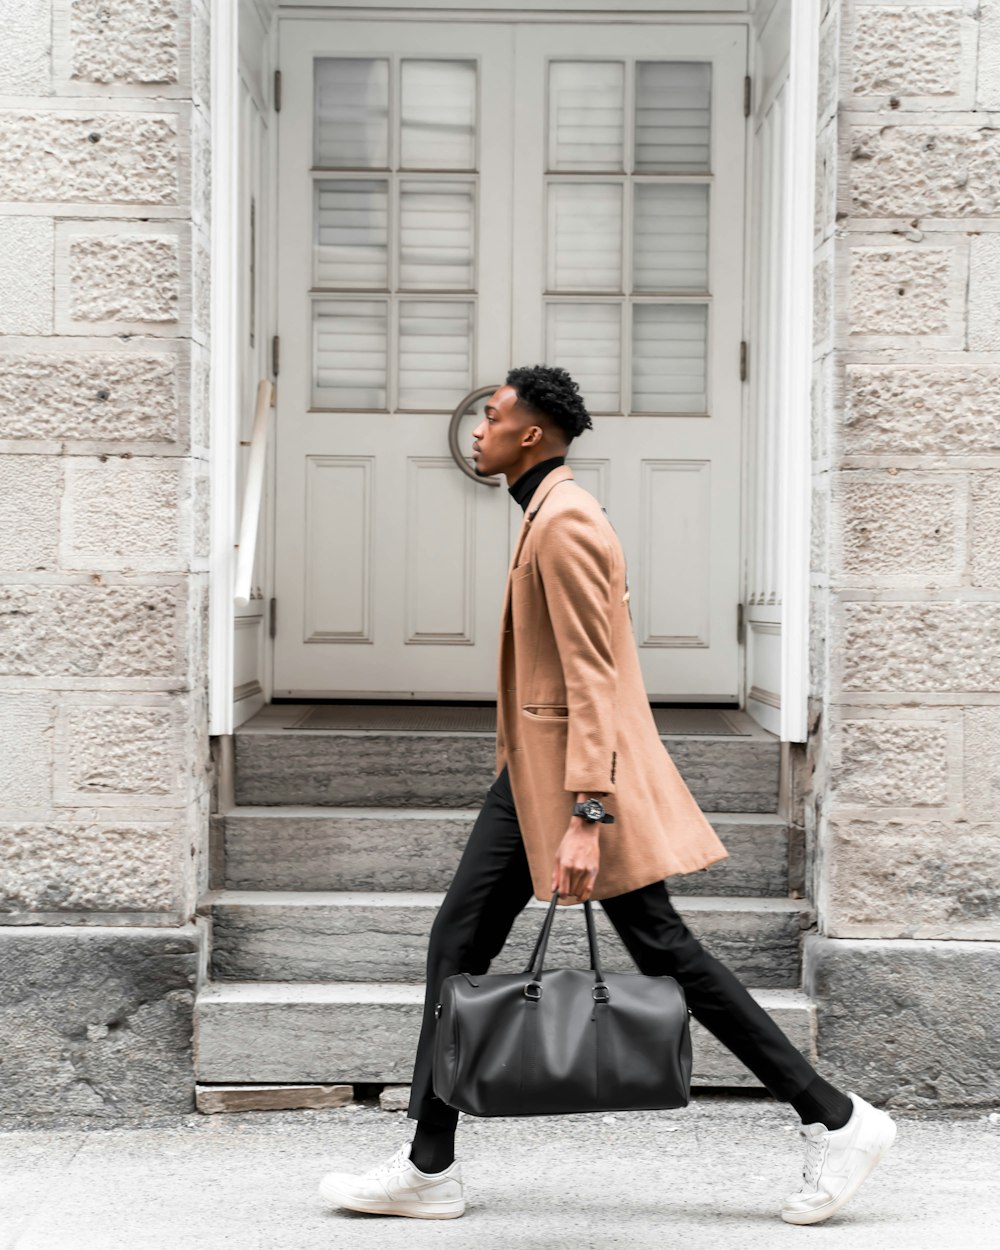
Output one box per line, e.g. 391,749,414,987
551,794,605,901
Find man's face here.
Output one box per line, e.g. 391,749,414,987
470,385,540,479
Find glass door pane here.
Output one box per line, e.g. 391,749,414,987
547,182,623,292
635,61,712,172
633,183,709,292
548,61,625,171
401,59,477,169
314,58,389,168
631,303,708,412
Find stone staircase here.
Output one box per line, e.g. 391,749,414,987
193,705,817,1099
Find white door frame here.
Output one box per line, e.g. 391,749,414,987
777,0,818,743
208,0,817,739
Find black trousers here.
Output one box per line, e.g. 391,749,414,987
407,765,819,1128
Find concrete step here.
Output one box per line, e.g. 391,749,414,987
222,806,792,898
233,725,781,813
202,891,814,989
194,981,817,1089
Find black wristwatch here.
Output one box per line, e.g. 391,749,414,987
573,798,615,824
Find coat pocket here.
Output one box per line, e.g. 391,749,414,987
522,704,569,720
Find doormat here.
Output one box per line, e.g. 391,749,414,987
288,705,749,735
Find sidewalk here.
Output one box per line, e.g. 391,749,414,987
2,1093,998,1249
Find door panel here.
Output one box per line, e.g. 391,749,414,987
512,26,746,698
274,21,513,696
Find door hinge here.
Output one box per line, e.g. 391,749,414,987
269,597,277,640
744,75,752,118
737,602,744,644
274,69,282,113
271,334,280,378
740,340,748,382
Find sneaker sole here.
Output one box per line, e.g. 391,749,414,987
317,1177,465,1219
780,1116,897,1226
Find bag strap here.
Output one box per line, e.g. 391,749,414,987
522,890,607,990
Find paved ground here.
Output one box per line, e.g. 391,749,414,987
2,1093,998,1249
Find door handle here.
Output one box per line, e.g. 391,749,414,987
449,384,502,487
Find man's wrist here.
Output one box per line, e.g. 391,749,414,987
575,791,607,803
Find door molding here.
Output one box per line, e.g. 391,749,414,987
777,0,818,743
209,0,241,735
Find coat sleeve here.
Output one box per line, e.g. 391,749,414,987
535,504,618,796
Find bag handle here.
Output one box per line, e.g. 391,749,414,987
521,890,609,1001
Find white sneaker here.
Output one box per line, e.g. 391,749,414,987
781,1091,897,1225
317,1141,465,1219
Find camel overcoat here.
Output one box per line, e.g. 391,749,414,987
495,464,729,905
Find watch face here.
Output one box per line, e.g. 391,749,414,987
582,799,603,820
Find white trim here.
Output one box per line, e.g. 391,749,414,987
209,0,242,736
777,0,818,743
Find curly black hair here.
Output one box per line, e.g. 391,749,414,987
505,364,593,444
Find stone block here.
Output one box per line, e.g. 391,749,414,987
379,1084,410,1112
0,819,180,912
810,481,828,578
813,248,833,349
64,233,180,328
848,245,959,339
816,6,839,125
850,125,1000,218
814,116,837,242
970,471,1000,588
852,6,965,100
190,105,210,228
0,925,203,1119
0,584,184,680
0,455,61,572
0,112,179,206
61,457,184,570
190,342,210,449
843,365,1000,456
54,697,183,804
968,233,1000,351
70,0,180,86
978,2,1000,109
831,472,962,579
809,595,830,701
191,0,210,110
963,706,1000,822
0,218,53,335
192,471,210,561
838,600,1000,693
0,350,182,445
804,934,1000,1106
196,1084,353,1114
821,818,1000,939
810,352,832,464
830,718,950,808
191,231,210,345
0,692,54,811
0,0,51,94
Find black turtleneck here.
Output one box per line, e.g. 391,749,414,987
508,455,566,513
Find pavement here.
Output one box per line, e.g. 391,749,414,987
2,1092,998,1249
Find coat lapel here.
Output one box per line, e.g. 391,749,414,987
499,464,575,627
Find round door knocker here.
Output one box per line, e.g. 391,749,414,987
448,384,502,486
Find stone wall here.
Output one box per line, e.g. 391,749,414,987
0,0,210,1123
806,0,1000,1106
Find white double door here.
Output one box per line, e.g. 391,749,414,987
274,16,747,700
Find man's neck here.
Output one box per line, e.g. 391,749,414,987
508,455,566,512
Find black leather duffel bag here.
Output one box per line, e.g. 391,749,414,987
431,888,692,1116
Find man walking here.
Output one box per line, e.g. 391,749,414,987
318,365,896,1225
